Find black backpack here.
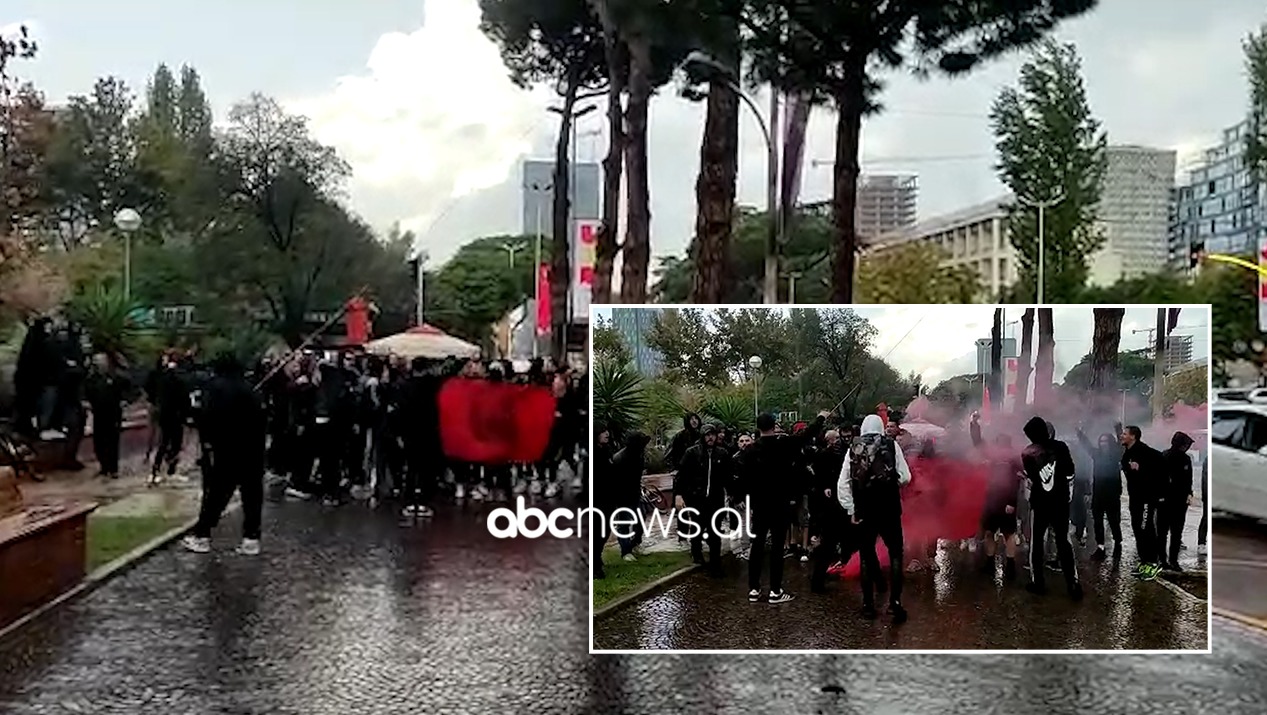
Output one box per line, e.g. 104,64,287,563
849,435,897,487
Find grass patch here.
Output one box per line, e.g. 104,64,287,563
87,514,186,572
593,548,695,609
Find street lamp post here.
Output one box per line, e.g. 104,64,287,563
501,241,524,269
786,272,801,304
528,181,552,359
748,355,763,421
113,208,142,301
412,247,429,326
682,51,781,304
1016,192,1064,304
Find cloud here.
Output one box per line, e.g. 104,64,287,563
284,1,551,261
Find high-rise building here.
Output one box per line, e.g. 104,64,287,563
1165,334,1194,373
871,195,1017,302
856,174,917,245
1088,146,1177,286
611,308,664,377
1171,120,1267,265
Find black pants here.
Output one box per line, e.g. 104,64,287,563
314,422,345,499
1091,491,1123,548
1128,495,1160,564
688,500,724,566
1030,501,1078,590
811,511,859,589
345,425,368,486
1070,481,1089,538
1197,504,1208,547
193,460,264,540
748,506,791,592
153,420,184,475
1158,500,1188,566
403,443,440,508
858,515,904,607
92,415,121,474
290,426,316,492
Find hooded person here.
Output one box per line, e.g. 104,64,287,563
1074,426,1126,561
1158,431,1195,571
182,354,266,555
1021,416,1082,600
809,428,853,594
837,413,910,623
665,412,702,471
674,423,732,575
12,317,52,436
1120,424,1165,577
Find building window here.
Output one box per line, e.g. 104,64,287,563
1209,181,1216,195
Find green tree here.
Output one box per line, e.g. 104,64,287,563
1163,365,1208,408
1247,24,1267,179
592,316,632,366
426,234,543,345
992,39,1108,302
480,0,606,357
1062,349,1153,400
856,242,981,303
735,0,1096,302
646,308,729,385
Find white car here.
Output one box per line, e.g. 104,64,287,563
1211,404,1267,520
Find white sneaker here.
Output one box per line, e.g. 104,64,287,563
284,487,312,500
181,535,211,553
401,505,417,517
473,485,489,502
1197,543,1207,556
237,539,260,555
39,429,66,441
570,476,583,490
622,553,637,562
544,482,560,498
529,480,544,496
512,480,528,495
416,505,435,518
799,554,809,563
454,484,466,500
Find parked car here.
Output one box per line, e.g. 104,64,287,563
1211,404,1267,520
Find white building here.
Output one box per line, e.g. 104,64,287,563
872,195,1018,301
1088,146,1177,286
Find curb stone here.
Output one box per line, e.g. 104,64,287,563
594,561,703,620
0,502,240,643
1214,607,1267,635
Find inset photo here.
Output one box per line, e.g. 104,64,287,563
589,304,1210,653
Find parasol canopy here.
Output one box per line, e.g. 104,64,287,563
365,324,480,360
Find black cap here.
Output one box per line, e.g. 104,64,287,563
700,423,718,436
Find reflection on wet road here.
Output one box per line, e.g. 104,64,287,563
594,503,1208,650
2,499,1264,713
1214,517,1267,622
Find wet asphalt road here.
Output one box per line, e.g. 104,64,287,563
594,502,1208,651
1213,516,1267,621
2,496,1263,714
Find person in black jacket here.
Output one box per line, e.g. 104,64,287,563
665,413,702,471
396,357,441,518
809,429,851,593
12,317,51,436
674,424,732,575
148,352,190,483
1197,454,1208,556
972,416,1023,581
744,412,825,604
181,354,266,555
591,423,616,580
1075,426,1125,561
84,353,129,479
1021,416,1083,600
1158,431,1195,571
605,430,649,563
1120,425,1165,577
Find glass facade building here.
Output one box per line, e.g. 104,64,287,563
1171,120,1267,262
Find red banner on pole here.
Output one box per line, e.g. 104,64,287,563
536,263,551,336
438,378,557,465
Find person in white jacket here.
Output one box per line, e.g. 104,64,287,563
837,413,912,623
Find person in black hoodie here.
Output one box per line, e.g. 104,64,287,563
744,412,824,604
665,413,702,471
591,423,615,579
12,317,51,436
148,353,190,483
1120,425,1165,577
1158,431,1195,571
181,354,266,555
396,357,441,518
84,353,129,479
1075,426,1125,561
605,430,650,564
809,429,851,593
675,423,732,575
1021,416,1083,600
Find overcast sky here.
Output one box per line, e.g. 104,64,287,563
598,305,1210,387
6,0,1265,266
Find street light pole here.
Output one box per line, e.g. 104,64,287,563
412,248,429,327
748,355,763,421
113,208,142,302
528,180,553,359
681,51,780,304
1016,192,1064,304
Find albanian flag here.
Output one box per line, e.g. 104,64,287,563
438,378,557,464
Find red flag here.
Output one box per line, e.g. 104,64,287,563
438,378,556,464
345,297,370,345
536,264,551,336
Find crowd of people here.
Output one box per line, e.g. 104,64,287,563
9,320,589,554
592,405,1207,627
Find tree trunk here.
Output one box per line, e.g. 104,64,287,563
1017,308,1035,406
1088,308,1125,390
829,67,865,303
619,35,652,303
592,11,625,306
1033,308,1055,407
990,307,1003,408
689,20,740,304
549,80,579,359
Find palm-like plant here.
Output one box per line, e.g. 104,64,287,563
593,360,647,439
68,286,140,361
704,392,754,432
